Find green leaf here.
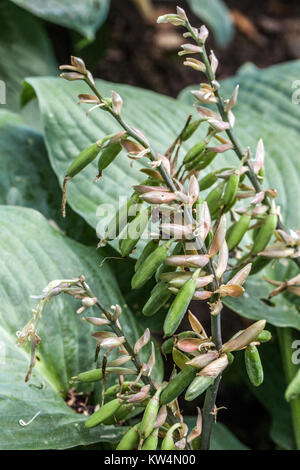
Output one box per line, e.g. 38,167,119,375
10,0,110,39
0,111,61,217
187,0,234,47
0,0,57,113
0,205,162,449
210,422,248,450
21,77,198,237
184,416,248,450
0,110,97,245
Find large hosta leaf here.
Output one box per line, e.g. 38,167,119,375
0,111,60,217
187,0,234,47
0,110,97,245
10,0,110,39
0,0,57,113
210,422,248,450
0,205,162,449
22,77,200,234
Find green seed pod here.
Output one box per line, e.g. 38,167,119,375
155,242,182,281
199,172,218,191
85,398,122,428
105,192,140,240
224,196,237,214
116,424,139,450
185,375,214,402
223,171,240,211
163,271,199,337
72,366,134,383
135,239,159,272
105,382,142,397
72,368,103,383
245,344,264,387
142,282,172,316
181,120,201,141
251,213,277,255
103,403,133,425
250,256,271,275
139,387,162,439
183,141,206,164
161,423,181,450
98,142,122,171
65,140,102,178
132,243,170,289
285,369,300,402
193,195,203,211
177,330,202,340
161,337,174,355
172,348,189,369
120,208,150,257
251,226,260,242
141,427,159,450
159,271,192,283
205,229,213,249
206,183,224,216
187,151,217,171
226,214,251,251
160,366,196,405
256,330,272,343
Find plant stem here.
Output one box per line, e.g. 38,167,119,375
84,74,223,449
200,375,221,449
82,278,154,389
277,327,300,449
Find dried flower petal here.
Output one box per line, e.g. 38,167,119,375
188,175,200,204
134,328,150,354
165,254,210,268
186,350,219,369
217,284,245,298
210,50,219,74
209,215,227,257
199,354,228,377
221,320,266,353
227,263,252,286
225,85,239,112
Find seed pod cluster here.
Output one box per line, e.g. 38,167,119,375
59,34,280,451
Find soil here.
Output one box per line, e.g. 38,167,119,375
96,0,300,97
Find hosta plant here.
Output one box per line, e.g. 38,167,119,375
5,6,300,451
